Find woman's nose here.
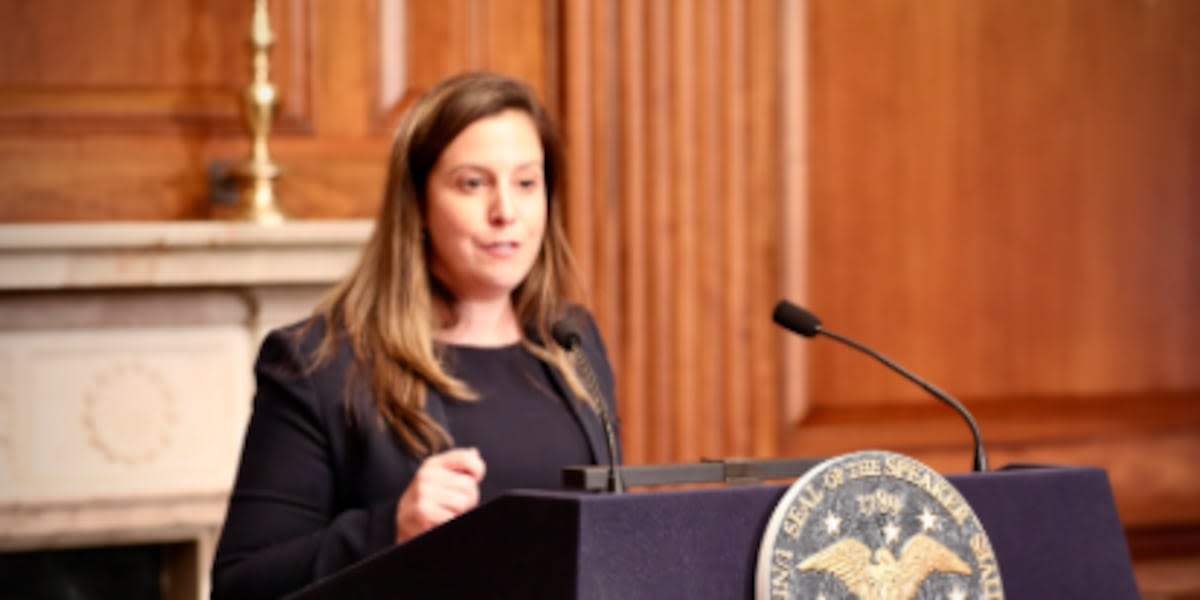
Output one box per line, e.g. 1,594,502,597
489,186,517,225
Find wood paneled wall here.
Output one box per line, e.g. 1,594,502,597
795,1,1200,596
558,0,802,465
0,0,549,221
1,0,1198,595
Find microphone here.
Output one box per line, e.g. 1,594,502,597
551,319,625,493
772,300,989,472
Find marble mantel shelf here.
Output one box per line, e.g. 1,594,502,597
0,220,374,290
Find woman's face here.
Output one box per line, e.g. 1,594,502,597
425,109,548,302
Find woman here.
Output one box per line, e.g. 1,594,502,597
211,72,619,599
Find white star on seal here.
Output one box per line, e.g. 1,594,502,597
882,520,902,545
918,506,940,532
823,511,843,536
948,586,967,600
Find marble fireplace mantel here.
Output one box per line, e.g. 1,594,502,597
0,220,373,599
0,220,373,290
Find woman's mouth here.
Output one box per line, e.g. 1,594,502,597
480,240,520,258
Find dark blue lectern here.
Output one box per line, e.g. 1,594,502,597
289,466,1139,599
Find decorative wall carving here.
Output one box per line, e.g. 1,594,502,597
83,361,178,467
4,330,246,502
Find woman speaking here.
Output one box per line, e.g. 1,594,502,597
211,72,620,599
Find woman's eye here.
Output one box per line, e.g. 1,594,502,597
518,179,539,190
458,177,484,191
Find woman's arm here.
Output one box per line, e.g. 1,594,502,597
211,328,398,599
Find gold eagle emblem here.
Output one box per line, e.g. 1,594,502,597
797,533,971,600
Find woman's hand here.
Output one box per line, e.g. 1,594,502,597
395,447,487,544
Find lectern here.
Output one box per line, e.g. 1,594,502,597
288,466,1139,599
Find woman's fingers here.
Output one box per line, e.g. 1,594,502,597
413,468,478,512
395,448,487,543
433,446,487,481
420,448,485,509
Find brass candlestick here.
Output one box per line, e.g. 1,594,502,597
224,0,287,223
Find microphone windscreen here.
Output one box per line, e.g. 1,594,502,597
772,301,822,337
550,318,583,350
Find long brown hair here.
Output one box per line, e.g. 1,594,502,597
312,72,590,458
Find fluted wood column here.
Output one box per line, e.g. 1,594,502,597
559,0,806,466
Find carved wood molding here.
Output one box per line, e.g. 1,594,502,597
365,0,551,135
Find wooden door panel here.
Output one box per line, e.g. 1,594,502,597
798,1,1200,593
0,0,313,135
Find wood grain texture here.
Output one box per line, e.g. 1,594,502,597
806,0,1200,405
800,0,1200,594
0,0,313,135
0,0,548,222
560,0,794,466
